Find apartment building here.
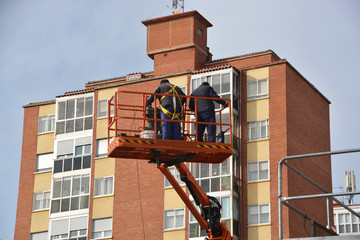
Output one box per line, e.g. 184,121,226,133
15,10,332,240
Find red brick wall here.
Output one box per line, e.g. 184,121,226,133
285,65,331,238
14,106,39,239
153,48,197,75
208,53,274,70
147,21,171,53
112,80,165,240
269,64,289,239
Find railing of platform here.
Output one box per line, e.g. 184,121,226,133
278,148,360,239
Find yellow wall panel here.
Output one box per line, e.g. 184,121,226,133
34,172,52,192
39,103,56,116
92,196,114,219
37,133,54,154
247,141,269,161
247,67,269,81
247,181,270,205
247,99,269,122
248,225,271,240
94,158,115,178
164,188,186,210
96,118,110,139
30,210,49,233
98,87,118,100
168,75,188,89
163,229,185,240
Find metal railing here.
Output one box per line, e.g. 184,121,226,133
278,148,360,239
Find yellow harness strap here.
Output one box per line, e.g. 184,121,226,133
159,84,183,119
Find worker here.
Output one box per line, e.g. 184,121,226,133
146,79,186,140
189,82,229,142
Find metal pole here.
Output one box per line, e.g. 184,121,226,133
278,160,283,240
326,197,331,229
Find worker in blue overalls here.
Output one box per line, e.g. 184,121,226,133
147,79,186,140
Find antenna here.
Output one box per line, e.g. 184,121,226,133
345,170,356,204
172,0,184,14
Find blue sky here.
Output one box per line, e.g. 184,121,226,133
1,0,359,239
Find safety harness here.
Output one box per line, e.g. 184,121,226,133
159,83,183,119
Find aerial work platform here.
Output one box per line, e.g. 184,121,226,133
107,90,232,164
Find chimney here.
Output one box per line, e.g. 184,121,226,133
142,11,213,76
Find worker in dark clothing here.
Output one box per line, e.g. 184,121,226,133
189,82,229,142
147,79,186,140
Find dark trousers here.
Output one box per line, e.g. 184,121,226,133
160,106,182,140
197,110,216,142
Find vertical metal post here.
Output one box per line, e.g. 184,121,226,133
278,162,283,240
326,197,331,229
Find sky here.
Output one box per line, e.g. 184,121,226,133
0,0,359,239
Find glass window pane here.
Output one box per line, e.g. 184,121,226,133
33,193,42,210
84,117,93,130
212,75,220,93
53,179,62,198
221,197,230,218
61,198,70,212
83,156,91,169
164,211,174,229
51,200,60,213
259,161,269,180
66,120,74,133
189,223,199,238
212,164,220,176
191,163,199,178
54,160,63,173
64,158,72,171
211,178,220,192
84,144,91,154
75,118,84,132
249,205,258,225
76,98,85,117
201,179,210,193
221,73,230,93
58,102,66,120
66,99,75,119
94,179,102,196
200,164,209,178
62,177,71,197
85,97,93,116
221,176,230,191
98,100,107,118
247,81,257,98
221,159,230,175
75,146,82,156
72,176,81,196
175,209,184,228
73,157,82,170
258,79,268,95
259,204,269,224
56,121,65,134
81,175,90,194
38,116,46,133
70,197,79,211
80,195,89,209
105,177,113,195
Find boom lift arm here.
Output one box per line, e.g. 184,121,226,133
158,162,233,240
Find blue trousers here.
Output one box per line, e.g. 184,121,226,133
197,110,216,142
161,107,182,140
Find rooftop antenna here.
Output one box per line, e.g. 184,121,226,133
345,170,356,205
172,0,184,14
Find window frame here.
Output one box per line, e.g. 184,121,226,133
33,191,51,211
38,114,55,134
247,78,269,101
247,160,270,182
247,119,269,142
94,176,114,197
92,217,113,239
36,152,54,173
164,166,185,188
164,208,185,231
248,203,270,226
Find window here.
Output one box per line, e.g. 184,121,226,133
51,175,90,213
36,153,53,172
164,208,185,230
190,159,230,193
189,196,231,238
248,160,269,182
30,232,48,240
38,115,55,133
54,137,92,173
97,99,114,118
94,176,114,197
247,119,269,141
247,79,268,100
197,27,203,36
50,216,87,240
96,138,108,158
33,191,50,210
92,218,112,239
164,167,184,188
56,96,93,134
248,203,270,226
